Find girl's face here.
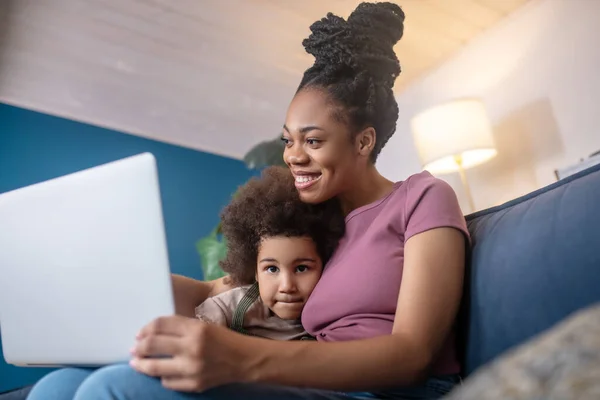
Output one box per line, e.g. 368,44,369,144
256,235,323,320
282,88,366,204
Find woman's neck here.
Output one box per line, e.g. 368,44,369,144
338,165,395,216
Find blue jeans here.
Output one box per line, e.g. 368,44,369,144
25,364,459,400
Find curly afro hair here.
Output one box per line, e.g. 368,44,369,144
219,166,345,286
298,2,405,162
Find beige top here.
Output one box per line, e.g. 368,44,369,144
194,285,309,341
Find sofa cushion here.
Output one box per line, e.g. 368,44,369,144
460,163,600,376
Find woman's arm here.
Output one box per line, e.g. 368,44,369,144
171,274,233,317
133,227,465,392
245,227,465,390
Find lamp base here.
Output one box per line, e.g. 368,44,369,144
455,155,476,213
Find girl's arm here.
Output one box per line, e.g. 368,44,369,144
171,274,233,317
133,227,465,392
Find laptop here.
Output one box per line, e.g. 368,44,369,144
0,153,175,367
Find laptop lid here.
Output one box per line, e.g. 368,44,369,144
0,153,175,366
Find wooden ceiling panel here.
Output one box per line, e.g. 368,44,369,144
475,0,530,15
400,1,482,43
0,0,531,158
431,0,503,29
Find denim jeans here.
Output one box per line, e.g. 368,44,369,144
0,386,33,400
25,364,459,400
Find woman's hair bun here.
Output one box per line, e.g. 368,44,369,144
347,2,404,47
302,2,405,87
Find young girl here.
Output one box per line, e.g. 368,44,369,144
194,166,345,340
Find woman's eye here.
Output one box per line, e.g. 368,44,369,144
296,265,309,273
280,137,291,146
306,139,320,146
266,266,279,274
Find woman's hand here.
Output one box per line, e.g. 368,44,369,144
130,315,251,392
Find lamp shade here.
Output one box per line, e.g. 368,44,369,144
410,99,497,174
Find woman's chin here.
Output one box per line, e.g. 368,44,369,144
298,192,321,204
298,187,331,204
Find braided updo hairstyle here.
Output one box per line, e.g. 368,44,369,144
299,2,405,162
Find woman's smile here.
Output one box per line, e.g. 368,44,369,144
293,173,322,190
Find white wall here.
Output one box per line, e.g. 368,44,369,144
378,0,600,213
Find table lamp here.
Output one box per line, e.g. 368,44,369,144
410,98,497,212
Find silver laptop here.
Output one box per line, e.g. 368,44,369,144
0,153,175,367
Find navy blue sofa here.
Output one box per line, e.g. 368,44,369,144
2,163,600,395
459,161,600,376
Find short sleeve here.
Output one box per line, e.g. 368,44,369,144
194,297,229,327
404,173,471,244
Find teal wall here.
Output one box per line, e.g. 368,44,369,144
0,103,257,392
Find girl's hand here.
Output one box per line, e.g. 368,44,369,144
130,315,251,392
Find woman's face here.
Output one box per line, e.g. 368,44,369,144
282,88,362,204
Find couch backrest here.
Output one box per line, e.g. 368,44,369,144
459,163,600,376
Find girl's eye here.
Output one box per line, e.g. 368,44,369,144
280,136,291,146
296,265,309,273
266,266,279,274
306,139,320,146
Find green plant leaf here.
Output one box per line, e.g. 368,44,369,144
243,136,287,169
195,224,228,281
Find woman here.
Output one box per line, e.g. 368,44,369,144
26,2,468,400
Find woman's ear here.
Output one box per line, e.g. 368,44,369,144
355,127,376,157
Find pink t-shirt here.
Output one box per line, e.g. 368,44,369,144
301,171,470,375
